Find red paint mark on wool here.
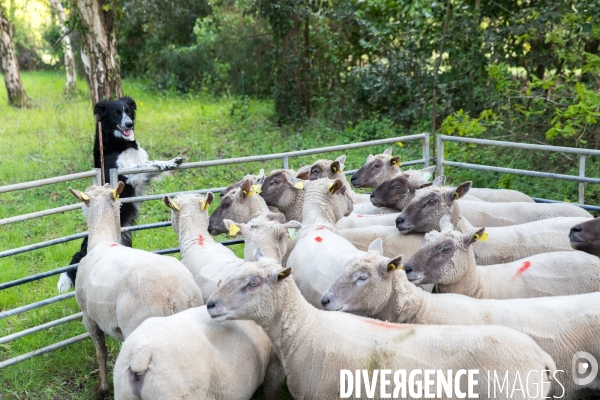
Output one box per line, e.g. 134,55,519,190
356,214,363,218
198,234,205,246
110,243,118,247
365,319,403,329
315,236,323,243
510,261,532,282
316,227,324,231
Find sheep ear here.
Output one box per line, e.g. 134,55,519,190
439,215,453,231
432,175,446,188
241,179,252,198
283,220,302,239
276,267,292,281
163,195,180,211
256,169,265,185
285,174,304,190
419,182,433,189
295,169,310,180
336,154,346,165
382,254,404,275
383,146,393,155
200,193,213,211
462,227,486,247
328,179,344,195
115,181,125,195
254,247,265,261
367,238,383,255
445,181,472,204
69,188,90,204
224,219,244,236
265,212,286,224
330,160,342,173
390,156,401,167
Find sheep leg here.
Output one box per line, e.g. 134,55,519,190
262,351,285,400
84,315,110,399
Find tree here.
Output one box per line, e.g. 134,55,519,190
0,3,31,107
73,0,122,105
49,0,76,94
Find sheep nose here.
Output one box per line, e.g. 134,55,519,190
571,225,582,233
396,216,405,226
350,175,357,183
321,296,331,307
207,300,216,309
403,264,413,274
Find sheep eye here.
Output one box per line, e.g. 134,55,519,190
427,199,435,205
442,247,451,253
249,280,258,287
274,179,280,185
374,164,381,168
222,201,230,208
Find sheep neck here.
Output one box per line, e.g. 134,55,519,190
86,201,121,251
280,187,305,222
435,250,484,298
176,211,214,254
375,165,401,188
301,193,339,227
259,280,318,365
376,275,428,324
450,201,475,232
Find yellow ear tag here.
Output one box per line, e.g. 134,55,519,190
338,169,343,174
287,228,298,240
80,193,90,201
200,200,209,211
399,264,404,270
387,263,396,271
229,224,240,236
293,181,304,190
397,142,403,147
391,160,402,167
278,271,287,277
169,201,180,211
328,182,335,195
472,233,480,241
386,154,393,159
332,166,337,172
111,190,118,201
480,232,489,242
441,186,446,191
453,192,459,198
251,184,262,194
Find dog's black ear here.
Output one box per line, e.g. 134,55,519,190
93,100,108,121
119,97,137,120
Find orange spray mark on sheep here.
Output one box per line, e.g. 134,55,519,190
510,261,532,282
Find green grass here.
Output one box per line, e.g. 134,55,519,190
0,71,423,399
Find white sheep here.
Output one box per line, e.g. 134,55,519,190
351,147,534,202
308,155,371,204
164,192,249,302
206,255,557,400
395,176,591,233
321,239,600,398
70,183,203,399
113,305,283,400
402,220,600,299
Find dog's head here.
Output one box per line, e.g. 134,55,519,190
94,97,137,142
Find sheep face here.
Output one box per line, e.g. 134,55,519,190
208,179,258,235
351,149,401,188
570,218,600,257
70,183,124,242
370,174,415,209
260,170,294,208
224,214,302,262
164,193,213,235
395,177,471,234
308,155,346,181
403,227,484,286
221,169,265,197
206,258,292,324
321,240,404,316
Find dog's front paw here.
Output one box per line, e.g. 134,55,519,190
157,157,184,171
172,157,184,165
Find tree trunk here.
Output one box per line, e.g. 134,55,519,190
0,4,31,108
73,0,122,105
49,0,77,94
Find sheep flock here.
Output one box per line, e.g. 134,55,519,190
64,147,600,400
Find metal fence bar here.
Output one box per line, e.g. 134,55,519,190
283,155,289,170
423,134,430,168
579,155,586,205
438,135,600,156
116,134,427,175
0,313,83,345
0,293,75,320
0,333,90,369
0,264,79,291
0,171,98,194
532,198,600,212
436,135,444,176
0,203,83,227
441,161,600,184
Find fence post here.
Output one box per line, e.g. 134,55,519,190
423,133,430,167
109,168,119,188
436,135,444,177
93,168,102,186
283,155,289,170
579,154,586,204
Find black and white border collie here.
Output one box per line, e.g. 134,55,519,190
57,97,183,292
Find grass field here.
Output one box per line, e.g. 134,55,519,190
0,71,425,399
